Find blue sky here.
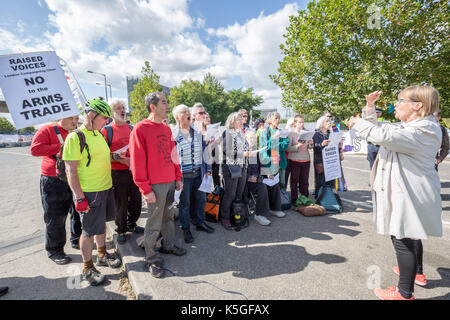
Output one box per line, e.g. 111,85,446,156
0,0,310,123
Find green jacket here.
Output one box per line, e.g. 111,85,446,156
259,127,289,175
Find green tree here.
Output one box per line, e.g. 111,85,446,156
169,73,230,124
0,117,15,133
169,74,264,124
129,61,163,123
18,126,36,134
227,88,263,119
271,0,449,120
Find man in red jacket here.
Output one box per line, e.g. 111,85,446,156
129,92,186,278
30,115,82,264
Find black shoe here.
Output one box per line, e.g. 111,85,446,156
71,242,80,250
50,253,71,265
0,286,8,297
183,230,194,243
147,261,164,278
196,222,215,233
160,245,187,256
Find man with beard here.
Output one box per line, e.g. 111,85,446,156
101,98,143,244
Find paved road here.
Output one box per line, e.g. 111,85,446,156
0,147,128,300
0,148,449,300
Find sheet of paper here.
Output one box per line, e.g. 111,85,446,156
198,174,213,193
262,173,279,187
279,130,291,138
113,144,129,154
297,130,315,142
329,131,344,147
254,145,268,153
205,122,221,140
168,188,183,209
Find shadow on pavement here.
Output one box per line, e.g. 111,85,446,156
0,274,126,300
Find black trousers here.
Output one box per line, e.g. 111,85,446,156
40,175,81,257
111,170,142,234
391,236,424,299
247,181,281,216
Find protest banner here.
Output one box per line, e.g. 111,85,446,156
322,145,342,182
0,51,79,129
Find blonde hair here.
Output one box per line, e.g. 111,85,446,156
400,85,440,117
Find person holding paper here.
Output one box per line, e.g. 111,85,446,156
129,92,186,279
172,104,214,243
258,112,288,218
348,86,442,300
100,98,142,245
220,112,249,230
287,114,313,204
312,116,344,198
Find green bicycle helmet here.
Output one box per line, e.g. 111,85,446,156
85,98,113,118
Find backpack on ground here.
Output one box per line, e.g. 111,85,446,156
204,186,223,223
230,201,249,231
104,123,133,147
53,126,91,182
315,185,343,213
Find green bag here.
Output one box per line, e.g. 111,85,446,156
296,195,315,207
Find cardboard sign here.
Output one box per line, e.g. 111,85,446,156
0,51,79,129
322,145,342,182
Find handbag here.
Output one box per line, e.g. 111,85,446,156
315,163,324,174
228,165,242,179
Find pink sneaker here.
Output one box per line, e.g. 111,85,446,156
393,266,427,287
374,286,415,300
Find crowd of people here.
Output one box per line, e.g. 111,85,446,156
22,84,447,300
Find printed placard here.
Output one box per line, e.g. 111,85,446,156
0,51,79,129
322,145,342,181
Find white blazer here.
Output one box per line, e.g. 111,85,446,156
353,111,442,239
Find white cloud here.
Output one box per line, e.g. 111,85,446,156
208,3,299,108
0,1,298,110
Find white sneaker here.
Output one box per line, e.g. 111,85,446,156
254,215,271,226
270,210,286,218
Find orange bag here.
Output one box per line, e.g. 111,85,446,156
204,192,221,222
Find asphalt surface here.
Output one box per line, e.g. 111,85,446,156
0,147,449,300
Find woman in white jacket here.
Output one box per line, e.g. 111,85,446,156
348,85,442,300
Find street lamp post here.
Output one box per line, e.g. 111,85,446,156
96,82,112,99
87,70,108,101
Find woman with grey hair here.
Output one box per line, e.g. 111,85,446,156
258,111,289,217
312,115,332,197
220,112,249,230
172,104,214,243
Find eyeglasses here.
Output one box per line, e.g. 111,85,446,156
197,111,206,115
242,114,248,117
396,98,419,104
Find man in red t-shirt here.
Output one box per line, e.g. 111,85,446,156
101,99,142,244
30,115,82,264
129,92,186,278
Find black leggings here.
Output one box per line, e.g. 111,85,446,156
391,236,424,298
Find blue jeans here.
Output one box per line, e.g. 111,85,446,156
179,175,206,230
